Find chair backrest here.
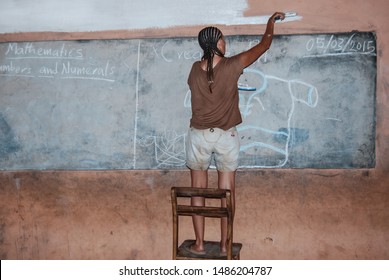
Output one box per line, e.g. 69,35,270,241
171,187,234,259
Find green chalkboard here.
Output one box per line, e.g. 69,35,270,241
0,32,376,170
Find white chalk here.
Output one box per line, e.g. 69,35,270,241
285,12,298,17
275,11,299,22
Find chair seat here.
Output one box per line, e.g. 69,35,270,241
176,239,242,260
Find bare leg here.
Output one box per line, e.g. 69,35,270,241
190,169,208,252
217,170,236,254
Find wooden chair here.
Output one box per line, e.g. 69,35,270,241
171,187,242,260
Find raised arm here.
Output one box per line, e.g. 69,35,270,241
238,12,285,68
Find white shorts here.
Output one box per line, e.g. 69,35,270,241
186,127,240,172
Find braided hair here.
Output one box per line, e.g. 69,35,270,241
198,26,224,93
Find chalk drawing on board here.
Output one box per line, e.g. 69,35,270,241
132,41,141,169
237,68,319,168
183,68,319,169
138,131,186,168
0,32,376,170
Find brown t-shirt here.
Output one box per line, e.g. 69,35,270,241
188,56,244,130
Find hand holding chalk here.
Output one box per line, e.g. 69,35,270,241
274,12,297,22
271,12,285,23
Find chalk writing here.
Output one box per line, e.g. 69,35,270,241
304,33,376,58
0,32,376,170
0,61,32,75
5,43,83,59
157,40,202,63
1,42,116,82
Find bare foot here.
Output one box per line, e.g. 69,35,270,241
220,242,227,256
188,243,206,255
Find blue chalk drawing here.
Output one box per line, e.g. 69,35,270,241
236,68,318,168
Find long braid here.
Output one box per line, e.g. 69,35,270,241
198,27,224,93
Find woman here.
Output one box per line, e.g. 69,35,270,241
186,12,285,255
